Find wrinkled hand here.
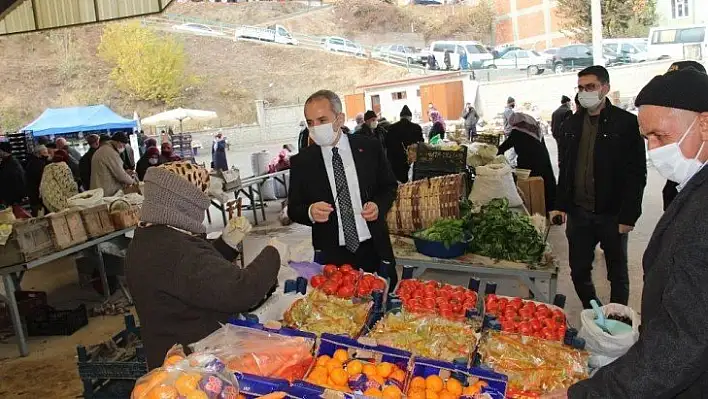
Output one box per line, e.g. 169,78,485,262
268,238,290,266
619,224,634,234
310,201,334,223
361,202,379,222
541,389,568,399
549,210,567,225
221,216,252,249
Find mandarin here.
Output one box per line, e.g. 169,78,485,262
145,385,179,399
175,373,201,396
131,383,149,399
316,355,331,367
407,388,426,399
333,349,349,363
425,389,439,399
445,378,463,396
389,369,406,383
325,358,344,373
346,359,363,376
425,375,444,393
369,374,385,386
362,364,378,378
438,390,457,399
185,391,209,399
364,388,383,397
163,355,184,367
330,368,349,386
410,376,427,391
375,362,394,378
382,385,402,399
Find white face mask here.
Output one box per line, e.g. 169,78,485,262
648,117,706,190
310,122,339,147
369,121,378,129
148,158,158,165
118,147,126,154
578,90,604,110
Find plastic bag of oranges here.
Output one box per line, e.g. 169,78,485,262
131,345,240,399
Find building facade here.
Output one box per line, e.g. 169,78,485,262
655,0,708,27
492,0,571,50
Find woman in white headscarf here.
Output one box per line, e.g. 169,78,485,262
498,112,556,214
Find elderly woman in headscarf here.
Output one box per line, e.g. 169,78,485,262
498,112,556,214
126,161,287,369
136,147,161,181
39,149,79,213
159,142,181,163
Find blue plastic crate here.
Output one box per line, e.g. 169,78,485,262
408,358,508,399
236,373,290,398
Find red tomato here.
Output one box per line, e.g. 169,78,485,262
323,264,338,277
425,280,440,289
440,309,454,319
497,297,509,309
341,274,357,286
423,298,436,309
311,275,327,288
486,293,497,303
503,308,518,319
518,321,532,335
357,285,370,297
463,300,476,310
518,307,533,320
486,302,499,313
340,264,354,274
451,301,463,314
438,302,451,311
556,325,567,338
337,285,354,298
370,279,386,291
529,319,542,332
543,318,557,329
322,282,338,295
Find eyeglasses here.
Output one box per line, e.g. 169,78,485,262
576,83,602,92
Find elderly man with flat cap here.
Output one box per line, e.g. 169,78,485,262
543,68,708,399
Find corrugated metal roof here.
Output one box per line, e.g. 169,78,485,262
0,0,173,35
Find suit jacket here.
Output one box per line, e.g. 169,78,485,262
288,134,398,261
569,166,708,398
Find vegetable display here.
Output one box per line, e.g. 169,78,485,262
468,198,546,263
484,295,567,341
395,280,478,322
407,375,488,399
367,312,478,362
414,219,466,249
283,290,371,337
309,264,386,299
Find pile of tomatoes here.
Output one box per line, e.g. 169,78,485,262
484,294,567,341
395,280,478,321
310,264,386,299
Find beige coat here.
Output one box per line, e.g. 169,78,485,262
39,162,78,213
90,143,134,196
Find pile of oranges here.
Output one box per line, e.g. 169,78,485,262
406,375,489,399
305,349,406,399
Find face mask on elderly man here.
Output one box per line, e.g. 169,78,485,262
648,117,706,190
368,121,378,129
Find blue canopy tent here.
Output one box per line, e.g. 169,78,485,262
22,105,137,136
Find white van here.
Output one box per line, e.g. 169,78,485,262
235,24,298,45
647,25,707,61
603,38,649,63
429,41,493,70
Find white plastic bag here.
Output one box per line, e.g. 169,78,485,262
469,163,523,207
67,189,104,209
578,303,640,369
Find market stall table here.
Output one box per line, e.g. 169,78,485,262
210,170,290,226
0,227,135,357
392,236,558,304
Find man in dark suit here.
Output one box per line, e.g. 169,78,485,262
551,95,573,165
288,90,399,288
547,65,708,399
385,105,424,183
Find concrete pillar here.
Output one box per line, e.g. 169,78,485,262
543,0,552,49
255,100,266,127
591,0,604,66
510,0,519,42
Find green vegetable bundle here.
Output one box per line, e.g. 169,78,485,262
414,218,466,249
469,198,545,263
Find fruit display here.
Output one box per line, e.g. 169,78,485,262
395,280,478,322
476,331,589,397
309,264,386,298
190,323,315,382
406,374,491,399
406,359,507,399
283,290,372,337
367,312,478,362
131,347,240,399
484,295,567,341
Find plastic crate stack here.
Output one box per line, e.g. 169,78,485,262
5,131,34,164
170,133,194,161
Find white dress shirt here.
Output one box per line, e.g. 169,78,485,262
318,135,372,246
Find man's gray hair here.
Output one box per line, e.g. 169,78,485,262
305,89,343,114
34,145,47,154
355,113,365,124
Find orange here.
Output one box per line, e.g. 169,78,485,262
335,385,352,393
369,374,385,386
346,359,363,376
325,358,344,373
425,389,439,399
146,385,179,399
389,369,406,383
410,376,427,391
148,371,169,386
131,383,149,399
362,364,378,378
445,378,463,397
330,368,349,386
375,362,394,378
407,388,426,399
425,375,444,393
333,349,349,363
185,391,209,399
364,388,383,397
163,355,184,367
316,355,331,367
382,385,402,399
310,366,328,378
175,373,201,396
438,390,457,399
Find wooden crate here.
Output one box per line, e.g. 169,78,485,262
0,235,24,267
517,176,546,217
47,210,88,250
80,205,115,239
109,200,141,230
14,217,55,261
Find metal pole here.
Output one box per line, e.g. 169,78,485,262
591,0,604,66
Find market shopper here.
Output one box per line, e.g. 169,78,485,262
25,145,49,216
136,147,161,181
385,105,424,183
55,137,81,164
428,121,445,141
552,96,574,166
462,102,479,140
288,90,399,289
354,113,365,133
550,66,646,309
0,142,27,216
211,133,228,171
79,134,100,191
40,149,79,213
498,112,556,214
90,132,136,196
502,97,516,136
545,63,708,399
298,121,309,151
359,110,387,149
159,142,181,163
126,162,285,369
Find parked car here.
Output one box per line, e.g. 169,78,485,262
428,40,493,70
540,47,558,62
483,49,550,74
172,23,226,37
552,44,616,73
235,24,298,45
603,38,649,63
323,37,365,57
373,44,427,65
492,45,523,59
648,24,708,61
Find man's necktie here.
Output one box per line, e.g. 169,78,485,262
331,147,359,253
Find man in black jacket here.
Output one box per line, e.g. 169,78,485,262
24,145,49,216
288,90,399,288
385,105,424,183
550,66,646,309
79,134,100,191
0,142,26,209
551,95,573,165
359,110,387,150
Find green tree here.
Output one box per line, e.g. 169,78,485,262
98,22,194,105
555,0,657,42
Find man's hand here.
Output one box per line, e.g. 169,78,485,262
619,224,634,234
361,202,379,222
309,202,334,223
549,210,567,224
541,389,568,399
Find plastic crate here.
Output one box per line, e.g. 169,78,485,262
0,291,48,332
82,379,135,399
406,357,507,399
26,303,88,336
236,373,290,398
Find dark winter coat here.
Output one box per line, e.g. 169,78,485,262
359,124,387,150
555,98,646,226
24,154,48,206
136,156,159,182
79,147,97,191
298,127,309,151
126,225,280,369
0,155,26,205
211,140,228,171
385,119,424,183
569,166,708,399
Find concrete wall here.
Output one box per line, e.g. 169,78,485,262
477,60,678,118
